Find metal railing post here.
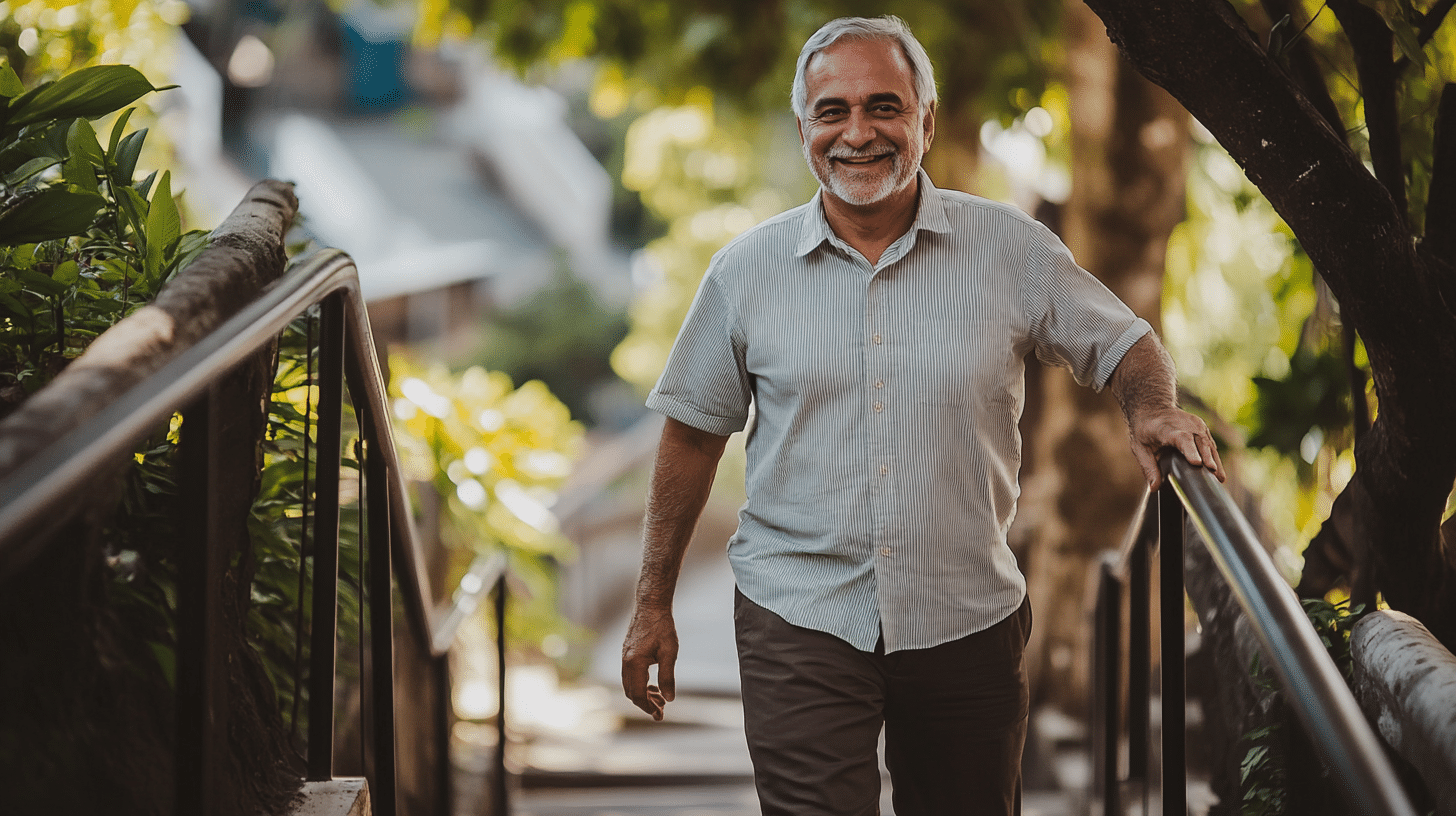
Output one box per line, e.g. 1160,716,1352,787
493,573,510,815
307,292,345,781
1158,482,1186,815
364,415,397,816
176,387,226,814
1092,557,1122,816
1128,500,1152,807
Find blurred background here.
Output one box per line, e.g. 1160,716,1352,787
1,0,1420,813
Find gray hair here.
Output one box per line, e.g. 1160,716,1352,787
790,16,938,121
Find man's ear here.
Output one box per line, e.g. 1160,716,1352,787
922,104,936,150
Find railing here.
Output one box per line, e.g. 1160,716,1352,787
1090,455,1419,816
0,248,510,815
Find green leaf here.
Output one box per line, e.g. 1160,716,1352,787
0,291,27,319
63,119,104,193
1391,16,1427,68
133,169,156,198
53,259,79,286
118,185,149,244
114,128,146,187
168,230,210,277
0,188,104,244
66,118,104,165
0,63,23,99
148,640,176,689
107,107,135,158
17,267,67,296
145,170,178,284
7,66,164,128
5,155,60,186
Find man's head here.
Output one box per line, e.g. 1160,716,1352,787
793,16,937,208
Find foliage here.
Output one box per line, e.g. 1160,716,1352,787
414,0,1062,394
0,0,191,85
418,0,1059,120
0,61,206,413
469,259,630,425
1239,598,1366,815
388,356,584,654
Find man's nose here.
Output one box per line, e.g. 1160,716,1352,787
842,110,877,147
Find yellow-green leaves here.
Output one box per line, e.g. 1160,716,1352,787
144,170,179,285
6,65,169,129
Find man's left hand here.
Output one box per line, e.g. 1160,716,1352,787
1129,408,1225,490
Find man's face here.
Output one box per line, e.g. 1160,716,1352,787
798,37,934,208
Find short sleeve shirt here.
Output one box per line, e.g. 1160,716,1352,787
647,172,1152,653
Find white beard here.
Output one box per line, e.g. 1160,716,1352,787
806,143,919,206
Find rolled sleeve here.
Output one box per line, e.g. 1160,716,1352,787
647,273,752,435
1023,222,1152,391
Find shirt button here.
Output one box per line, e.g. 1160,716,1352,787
873,334,882,344
873,402,883,412
874,380,884,389
880,547,893,557
879,463,889,475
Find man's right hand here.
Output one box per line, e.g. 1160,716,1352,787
621,604,678,721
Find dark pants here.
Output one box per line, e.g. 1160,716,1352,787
734,590,1032,816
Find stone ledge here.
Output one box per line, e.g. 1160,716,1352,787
284,778,370,816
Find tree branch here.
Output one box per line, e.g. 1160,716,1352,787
1261,0,1346,136
1328,0,1408,218
1083,0,1456,646
1426,83,1456,267
1420,0,1456,45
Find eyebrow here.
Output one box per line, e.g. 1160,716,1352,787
811,92,907,113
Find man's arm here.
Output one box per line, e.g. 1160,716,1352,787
1109,333,1226,490
621,416,731,721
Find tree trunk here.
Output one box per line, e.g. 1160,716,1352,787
1079,0,1456,651
1013,0,1190,713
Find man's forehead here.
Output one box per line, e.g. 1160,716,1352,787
804,36,916,96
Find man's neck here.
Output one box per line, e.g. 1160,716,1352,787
820,177,921,267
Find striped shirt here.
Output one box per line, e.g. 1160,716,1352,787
647,171,1151,653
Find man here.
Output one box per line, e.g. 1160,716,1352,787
622,15,1223,815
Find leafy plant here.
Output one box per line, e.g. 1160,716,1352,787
0,61,207,413
388,357,584,656
1239,598,1367,815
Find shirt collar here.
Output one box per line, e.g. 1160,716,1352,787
794,168,952,258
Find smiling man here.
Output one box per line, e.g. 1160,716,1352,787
622,15,1223,815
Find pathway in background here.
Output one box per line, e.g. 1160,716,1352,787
453,553,1087,816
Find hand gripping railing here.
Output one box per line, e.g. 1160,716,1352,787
0,249,509,815
1090,455,1418,816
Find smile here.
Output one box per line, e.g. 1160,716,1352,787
832,154,892,166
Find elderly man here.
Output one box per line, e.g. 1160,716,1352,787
622,15,1223,815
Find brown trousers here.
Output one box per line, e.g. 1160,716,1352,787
734,590,1032,816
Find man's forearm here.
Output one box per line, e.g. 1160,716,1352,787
1108,332,1226,488
635,417,731,608
1109,333,1179,426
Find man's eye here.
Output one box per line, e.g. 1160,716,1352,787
816,110,847,122
873,104,900,115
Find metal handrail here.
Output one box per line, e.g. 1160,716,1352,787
1090,455,1419,816
0,249,500,654
1165,456,1415,815
0,248,511,814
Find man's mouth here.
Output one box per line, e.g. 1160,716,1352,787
831,153,893,166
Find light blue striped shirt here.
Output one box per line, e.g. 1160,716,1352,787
648,172,1151,652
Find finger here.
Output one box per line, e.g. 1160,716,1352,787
658,651,677,703
1176,432,1204,469
622,656,653,711
1131,439,1162,491
1201,435,1227,482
